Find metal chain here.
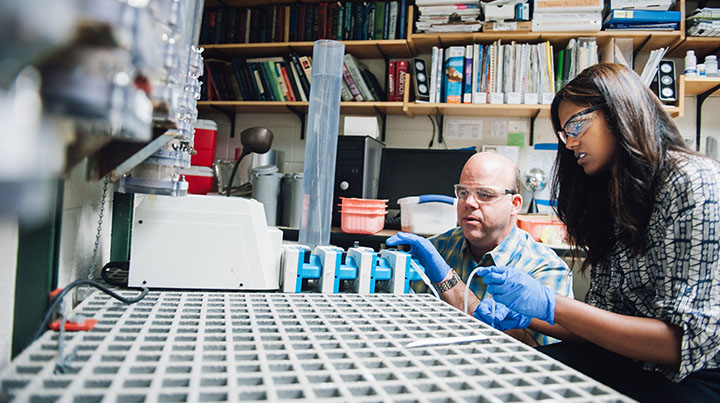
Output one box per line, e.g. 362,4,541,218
88,176,110,281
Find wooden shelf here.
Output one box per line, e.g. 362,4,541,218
404,103,550,118
681,76,720,96
668,37,720,59
202,40,413,59
198,101,406,115
408,31,683,56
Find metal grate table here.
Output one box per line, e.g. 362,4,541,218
0,291,633,402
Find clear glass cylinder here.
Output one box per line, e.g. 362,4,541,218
299,40,345,249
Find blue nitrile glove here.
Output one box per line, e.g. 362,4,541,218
475,265,556,325
385,232,450,284
473,300,531,331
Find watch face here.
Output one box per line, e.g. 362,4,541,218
415,61,424,71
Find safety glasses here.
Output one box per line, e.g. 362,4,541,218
557,104,605,144
454,184,516,204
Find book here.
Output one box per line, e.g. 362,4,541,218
287,59,307,101
429,48,438,103
388,60,396,101
375,2,386,39
360,65,386,101
463,45,473,103
435,47,444,103
398,0,407,39
344,53,374,101
603,9,681,26
368,3,377,41
444,46,464,103
289,52,311,97
388,1,399,40
395,60,408,102
278,62,296,101
299,56,313,86
342,64,364,101
341,80,353,101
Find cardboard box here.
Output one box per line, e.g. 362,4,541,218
482,0,524,21
483,21,532,32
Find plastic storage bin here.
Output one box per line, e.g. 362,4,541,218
398,195,457,235
339,197,388,234
191,119,217,167
180,166,214,195
517,215,567,244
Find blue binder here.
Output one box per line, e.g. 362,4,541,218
603,9,681,27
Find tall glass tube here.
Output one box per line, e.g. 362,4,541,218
298,40,345,249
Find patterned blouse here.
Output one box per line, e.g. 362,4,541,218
586,153,720,382
428,225,574,346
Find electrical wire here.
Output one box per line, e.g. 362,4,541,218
427,115,436,148
31,280,149,345
100,260,130,287
410,260,440,299
464,266,495,322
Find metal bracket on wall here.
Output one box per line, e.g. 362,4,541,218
372,105,387,142
436,114,444,144
696,83,720,152
287,105,305,139
210,105,236,137
529,110,541,146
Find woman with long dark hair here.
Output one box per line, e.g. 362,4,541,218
475,63,720,401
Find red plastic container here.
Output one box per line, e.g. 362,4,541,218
340,209,387,234
191,119,217,167
181,166,214,195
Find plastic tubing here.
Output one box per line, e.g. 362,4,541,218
299,40,345,249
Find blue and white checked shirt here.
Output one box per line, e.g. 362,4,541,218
587,153,720,381
429,225,574,346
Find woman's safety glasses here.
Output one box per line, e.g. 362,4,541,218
454,184,516,204
557,104,605,144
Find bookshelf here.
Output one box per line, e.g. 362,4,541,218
198,0,711,126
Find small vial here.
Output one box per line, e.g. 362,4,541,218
705,55,718,77
685,50,698,76
698,63,706,77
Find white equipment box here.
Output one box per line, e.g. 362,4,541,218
128,194,282,290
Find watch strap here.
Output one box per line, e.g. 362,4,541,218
436,270,460,293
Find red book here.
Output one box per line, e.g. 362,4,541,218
275,5,285,43
395,60,408,102
318,3,328,39
387,60,396,102
280,64,296,101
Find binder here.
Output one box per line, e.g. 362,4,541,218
603,9,681,26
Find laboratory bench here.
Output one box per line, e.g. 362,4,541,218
0,288,632,402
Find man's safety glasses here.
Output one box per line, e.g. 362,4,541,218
454,184,516,203
556,104,605,144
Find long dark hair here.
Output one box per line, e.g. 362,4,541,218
550,63,691,271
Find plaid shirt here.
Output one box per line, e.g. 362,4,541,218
428,225,574,346
587,153,720,382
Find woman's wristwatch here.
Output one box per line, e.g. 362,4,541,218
435,270,460,293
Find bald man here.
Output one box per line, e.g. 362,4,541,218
387,152,573,346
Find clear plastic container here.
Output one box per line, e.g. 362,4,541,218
705,55,718,77
298,40,345,249
398,195,457,235
685,50,697,76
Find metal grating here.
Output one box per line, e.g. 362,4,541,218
0,291,634,402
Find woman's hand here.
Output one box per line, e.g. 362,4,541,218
475,265,556,324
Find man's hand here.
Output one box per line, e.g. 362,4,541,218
473,300,531,331
386,232,450,283
475,265,556,325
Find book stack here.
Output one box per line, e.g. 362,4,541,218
602,0,679,31
532,0,603,32
202,53,313,102
387,60,409,101
415,0,482,33
687,7,720,37
200,1,407,44
555,38,599,91
201,52,385,103
428,40,557,105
